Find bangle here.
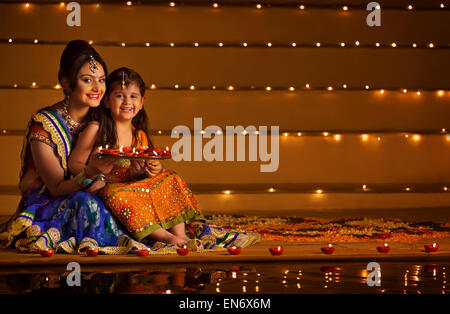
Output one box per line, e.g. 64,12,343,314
94,174,107,182
75,170,94,187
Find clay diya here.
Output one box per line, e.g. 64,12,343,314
39,249,55,257
377,243,391,253
424,243,439,252
227,246,242,255
321,243,335,254
269,246,284,256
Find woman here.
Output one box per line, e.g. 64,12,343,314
0,40,145,254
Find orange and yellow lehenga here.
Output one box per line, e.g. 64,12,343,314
98,130,261,251
99,130,204,241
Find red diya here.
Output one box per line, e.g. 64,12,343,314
321,244,335,254
86,248,99,257
227,246,242,255
135,249,150,257
424,243,439,252
269,246,284,256
377,243,391,253
176,246,190,256
39,249,55,257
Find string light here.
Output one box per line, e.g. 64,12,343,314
4,38,449,49
256,4,262,9
213,3,219,8
126,1,132,6
342,6,349,11
299,5,305,10
408,5,413,10
169,2,175,7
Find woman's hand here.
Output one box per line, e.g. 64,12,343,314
85,147,115,177
86,180,106,193
144,160,164,178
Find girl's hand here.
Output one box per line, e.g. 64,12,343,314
144,160,164,178
128,159,146,179
86,180,106,193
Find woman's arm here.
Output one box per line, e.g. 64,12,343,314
69,122,100,175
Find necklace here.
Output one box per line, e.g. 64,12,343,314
59,98,86,135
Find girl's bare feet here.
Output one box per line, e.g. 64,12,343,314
147,228,188,247
169,222,190,242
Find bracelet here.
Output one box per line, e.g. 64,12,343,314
75,170,94,187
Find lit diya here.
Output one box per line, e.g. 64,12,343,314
86,248,99,257
39,248,55,257
269,246,284,256
377,242,391,253
321,243,335,254
424,243,439,252
135,248,150,256
99,145,171,159
227,246,242,255
176,245,190,256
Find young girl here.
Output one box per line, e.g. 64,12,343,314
69,67,205,248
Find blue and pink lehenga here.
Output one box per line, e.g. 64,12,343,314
0,105,260,255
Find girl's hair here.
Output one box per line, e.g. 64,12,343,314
95,67,153,148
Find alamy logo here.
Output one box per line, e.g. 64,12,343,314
66,2,81,27
366,262,381,287
66,262,81,287
171,118,280,172
366,2,381,26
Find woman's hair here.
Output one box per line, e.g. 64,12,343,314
95,67,153,148
58,40,108,95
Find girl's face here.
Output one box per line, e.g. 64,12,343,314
105,81,144,122
66,61,106,108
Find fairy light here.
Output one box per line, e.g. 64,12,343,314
343,84,347,88
224,190,231,195
25,3,30,8
126,1,132,6
340,42,345,47
327,86,333,91
88,40,94,45
218,42,224,47
256,4,262,9
437,90,445,96
266,86,272,91
413,43,417,48
316,189,323,194
391,42,397,47
291,42,297,47
121,42,126,47
355,41,360,46
429,43,434,48
31,82,37,87
342,6,349,11
169,2,175,7
289,87,295,91
150,84,156,89
316,42,321,47
416,91,421,95
268,188,275,193
379,89,385,94
377,136,382,141
267,42,272,47
402,89,408,93
334,134,341,141
228,86,234,91
376,42,380,47
59,2,65,7
299,4,305,10
158,130,162,134
297,132,302,136
405,187,411,191
242,42,248,47
408,5,413,10
190,85,195,90
412,134,421,141
170,42,175,47
213,3,219,8
54,84,61,89
365,85,370,90
283,132,288,137
8,38,12,43
34,39,38,44
441,4,445,9
145,42,150,47
323,132,329,136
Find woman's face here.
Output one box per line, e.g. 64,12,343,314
68,61,106,108
105,81,144,122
